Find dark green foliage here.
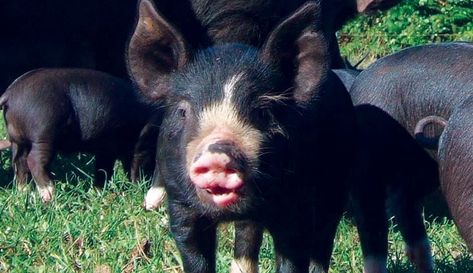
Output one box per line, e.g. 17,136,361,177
339,0,473,65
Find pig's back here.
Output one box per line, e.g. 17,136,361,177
56,69,143,141
4,69,143,145
350,42,473,137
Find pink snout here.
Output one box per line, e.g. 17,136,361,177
189,150,245,208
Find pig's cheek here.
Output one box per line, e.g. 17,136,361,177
165,115,187,141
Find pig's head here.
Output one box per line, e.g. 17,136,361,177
128,0,330,213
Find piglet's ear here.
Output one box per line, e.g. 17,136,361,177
261,2,330,104
127,0,189,100
356,0,401,13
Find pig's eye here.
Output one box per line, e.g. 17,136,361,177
176,100,191,119
177,108,186,118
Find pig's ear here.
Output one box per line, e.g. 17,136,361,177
261,2,330,104
127,0,189,100
356,0,401,13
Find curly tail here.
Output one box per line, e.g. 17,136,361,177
414,115,448,150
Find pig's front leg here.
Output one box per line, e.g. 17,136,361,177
11,142,30,189
144,168,166,210
231,220,264,273
351,184,389,273
271,227,310,273
169,201,217,273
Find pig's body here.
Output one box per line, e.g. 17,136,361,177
350,42,473,158
333,68,360,91
345,42,473,271
1,68,157,202
328,67,437,272
128,2,356,272
438,97,473,252
350,105,438,273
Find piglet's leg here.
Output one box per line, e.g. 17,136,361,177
12,143,30,190
273,238,310,273
270,224,310,273
350,179,388,273
94,152,115,188
169,202,217,273
394,201,433,273
26,142,54,202
144,170,166,211
309,207,346,273
231,221,263,273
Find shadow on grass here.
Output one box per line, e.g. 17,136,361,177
0,149,13,187
50,153,96,184
389,254,473,273
0,150,97,188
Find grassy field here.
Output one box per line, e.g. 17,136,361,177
0,118,472,272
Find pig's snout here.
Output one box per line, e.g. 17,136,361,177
189,140,246,208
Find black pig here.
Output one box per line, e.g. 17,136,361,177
127,1,356,272
0,68,158,202
350,42,473,159
350,105,438,273
347,42,473,271
438,97,473,253
141,0,403,209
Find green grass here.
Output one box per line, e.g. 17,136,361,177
339,0,473,68
0,176,471,272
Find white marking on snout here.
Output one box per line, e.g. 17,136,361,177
223,73,244,105
186,73,263,169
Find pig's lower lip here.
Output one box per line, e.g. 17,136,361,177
209,191,239,207
199,187,240,207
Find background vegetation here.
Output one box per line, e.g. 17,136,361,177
339,0,473,66
1,0,473,272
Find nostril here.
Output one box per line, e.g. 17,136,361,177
194,166,210,174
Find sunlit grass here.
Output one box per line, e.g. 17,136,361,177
0,169,471,273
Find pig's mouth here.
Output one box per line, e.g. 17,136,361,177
196,183,243,208
189,146,247,208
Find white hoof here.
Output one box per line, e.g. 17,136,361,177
144,187,166,211
38,184,54,203
230,257,258,273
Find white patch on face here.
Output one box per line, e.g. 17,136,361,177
186,73,263,168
